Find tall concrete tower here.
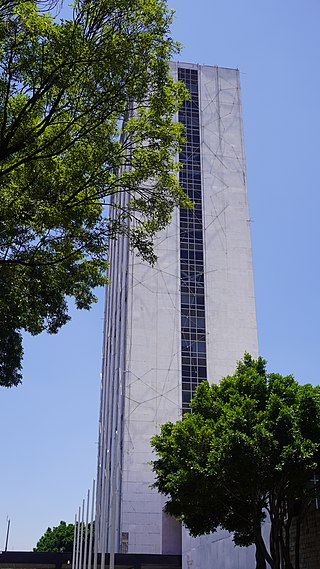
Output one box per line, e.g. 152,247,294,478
96,62,258,569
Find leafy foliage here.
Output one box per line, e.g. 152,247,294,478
0,0,189,386
34,520,94,552
34,520,75,552
151,354,320,569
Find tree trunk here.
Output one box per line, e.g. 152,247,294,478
270,516,281,569
255,543,267,569
253,510,273,569
294,518,301,569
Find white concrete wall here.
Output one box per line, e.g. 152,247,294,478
98,63,258,567
120,208,182,553
183,531,255,569
200,64,258,380
172,62,258,569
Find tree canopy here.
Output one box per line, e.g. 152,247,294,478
0,0,188,387
34,520,75,552
151,354,320,569
34,520,94,552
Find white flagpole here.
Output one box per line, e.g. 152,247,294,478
109,429,117,569
4,518,10,552
88,479,95,569
93,477,99,569
100,460,109,569
75,507,81,569
79,500,85,569
83,489,90,569
110,367,123,569
72,514,77,569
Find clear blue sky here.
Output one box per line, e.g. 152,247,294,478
1,0,320,551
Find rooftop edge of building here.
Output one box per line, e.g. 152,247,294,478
172,61,239,72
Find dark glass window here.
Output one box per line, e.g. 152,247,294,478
178,67,207,414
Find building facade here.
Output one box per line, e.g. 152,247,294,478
96,62,258,569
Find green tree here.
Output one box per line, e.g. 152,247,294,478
0,0,188,387
0,0,60,20
34,520,94,552
34,520,75,552
151,354,320,569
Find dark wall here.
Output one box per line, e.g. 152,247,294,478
290,510,320,568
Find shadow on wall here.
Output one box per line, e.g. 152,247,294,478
290,510,320,569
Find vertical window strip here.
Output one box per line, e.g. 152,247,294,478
178,67,207,414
